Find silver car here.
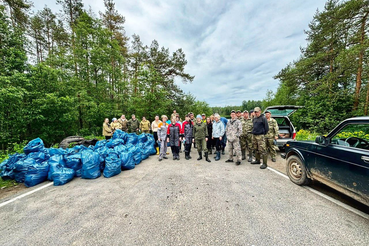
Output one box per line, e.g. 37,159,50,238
263,105,303,149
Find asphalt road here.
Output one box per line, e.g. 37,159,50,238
0,150,368,246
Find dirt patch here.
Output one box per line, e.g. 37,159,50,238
0,184,27,200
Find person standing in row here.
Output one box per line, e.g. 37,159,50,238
158,115,169,161
251,107,269,169
220,116,228,155
128,114,140,134
167,117,182,160
102,118,112,140
140,116,151,133
244,110,254,162
240,111,248,160
265,110,279,162
151,115,162,154
118,115,128,132
206,117,213,155
193,115,211,162
201,113,206,123
225,110,242,165
176,115,183,153
212,114,225,161
111,118,122,134
182,114,194,160
171,110,177,122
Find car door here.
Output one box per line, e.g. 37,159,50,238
311,122,369,204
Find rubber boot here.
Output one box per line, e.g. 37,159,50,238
215,151,220,161
205,152,211,162
251,152,261,164
185,152,189,160
260,155,268,169
247,153,252,162
209,149,212,154
222,147,225,155
242,150,246,160
156,147,159,155
197,152,202,161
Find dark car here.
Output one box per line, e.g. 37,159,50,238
281,117,369,206
263,105,303,149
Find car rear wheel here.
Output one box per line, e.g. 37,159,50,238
286,155,309,185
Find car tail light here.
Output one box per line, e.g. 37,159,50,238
292,133,296,139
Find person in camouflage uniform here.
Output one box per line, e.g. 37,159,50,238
118,115,128,132
128,114,140,134
239,110,248,160
251,107,269,169
225,110,242,165
243,111,254,162
140,116,151,133
265,110,279,162
193,114,211,162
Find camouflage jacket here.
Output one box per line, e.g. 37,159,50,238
226,118,242,141
265,118,279,139
241,118,253,136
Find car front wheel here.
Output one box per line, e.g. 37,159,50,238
286,155,309,185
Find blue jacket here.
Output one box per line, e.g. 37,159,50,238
212,120,225,138
220,117,228,128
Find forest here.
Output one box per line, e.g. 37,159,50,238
263,0,369,133
0,0,213,150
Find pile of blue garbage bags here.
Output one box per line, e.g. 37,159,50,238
0,130,157,187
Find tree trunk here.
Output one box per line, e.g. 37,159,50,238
353,11,368,111
365,82,369,116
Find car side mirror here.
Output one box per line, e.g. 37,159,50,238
315,136,328,146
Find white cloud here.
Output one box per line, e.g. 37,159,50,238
33,0,326,106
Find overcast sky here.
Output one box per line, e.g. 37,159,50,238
34,0,326,107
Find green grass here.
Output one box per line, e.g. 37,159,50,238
0,177,18,189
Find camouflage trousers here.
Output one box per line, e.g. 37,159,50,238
265,138,277,159
252,134,266,161
195,139,208,153
246,134,253,155
228,138,241,162
240,135,247,151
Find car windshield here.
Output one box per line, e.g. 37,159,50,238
331,123,369,150
275,117,290,126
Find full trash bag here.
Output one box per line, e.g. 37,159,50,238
48,154,66,181
114,144,125,154
81,149,101,179
106,138,124,148
103,151,121,178
24,161,49,187
0,153,26,180
131,147,142,165
52,167,75,186
126,133,138,145
112,129,127,141
94,140,107,150
24,138,45,155
14,156,42,183
48,148,66,156
65,153,82,171
137,134,148,144
120,151,135,170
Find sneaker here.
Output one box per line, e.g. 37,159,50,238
159,158,162,162
225,159,233,163
163,156,168,159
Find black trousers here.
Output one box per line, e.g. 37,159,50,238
206,138,212,151
105,136,111,140
214,138,221,151
171,146,179,157
185,143,192,154
153,132,158,148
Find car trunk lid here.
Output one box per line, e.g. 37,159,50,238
264,105,303,117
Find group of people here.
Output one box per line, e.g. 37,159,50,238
102,107,279,169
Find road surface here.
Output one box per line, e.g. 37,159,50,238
0,150,368,245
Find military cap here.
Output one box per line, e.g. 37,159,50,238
254,107,261,112
250,110,254,113
243,110,248,113
236,110,241,113
231,110,236,113
265,110,271,114
201,113,205,116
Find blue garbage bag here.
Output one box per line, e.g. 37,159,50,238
48,148,66,156
138,134,148,144
0,153,26,180
94,140,107,150
103,151,121,178
26,151,48,163
48,155,66,181
131,147,142,165
114,144,125,154
24,161,49,187
126,133,138,145
14,157,38,183
120,151,135,170
65,153,82,170
81,149,101,179
138,143,149,160
52,167,75,186
112,129,127,140
106,138,124,148
24,138,45,155
145,140,157,156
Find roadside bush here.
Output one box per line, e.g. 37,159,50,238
336,131,369,140
295,129,319,141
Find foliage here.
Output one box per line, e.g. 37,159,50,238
336,131,369,140
265,0,369,134
0,1,200,150
0,178,18,189
295,129,320,141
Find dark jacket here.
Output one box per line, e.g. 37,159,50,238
252,114,269,135
167,123,182,147
207,122,213,139
182,121,194,143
